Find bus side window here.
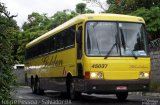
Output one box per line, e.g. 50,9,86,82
60,33,65,49
64,26,75,48
51,36,56,52
69,26,75,46
64,30,68,47
39,42,43,55
42,41,46,54
46,38,50,53
77,26,82,59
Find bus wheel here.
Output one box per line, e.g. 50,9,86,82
36,80,44,95
67,78,81,100
31,78,37,94
116,92,128,101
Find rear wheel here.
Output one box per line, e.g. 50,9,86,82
36,80,44,95
116,92,128,101
31,78,37,94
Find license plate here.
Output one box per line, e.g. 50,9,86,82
116,86,127,90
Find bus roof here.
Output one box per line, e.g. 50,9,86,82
26,14,145,48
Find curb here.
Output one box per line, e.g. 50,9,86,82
20,86,30,88
129,92,160,97
144,92,160,97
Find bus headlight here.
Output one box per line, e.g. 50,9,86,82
90,72,103,79
139,72,149,78
144,73,149,77
91,72,97,78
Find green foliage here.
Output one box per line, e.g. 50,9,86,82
0,2,18,104
150,81,160,92
76,3,87,14
76,3,94,14
130,7,160,35
22,12,50,31
107,0,160,14
49,10,77,29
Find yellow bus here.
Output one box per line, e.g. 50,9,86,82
25,14,150,101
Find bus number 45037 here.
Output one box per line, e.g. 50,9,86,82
92,64,108,68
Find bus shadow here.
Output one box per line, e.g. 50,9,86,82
43,91,142,105
78,95,141,105
17,86,141,104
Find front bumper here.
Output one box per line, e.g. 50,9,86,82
75,79,150,94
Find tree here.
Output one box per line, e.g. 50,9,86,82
107,0,160,14
130,7,160,38
49,10,77,29
76,3,87,14
22,12,50,31
0,2,18,103
76,3,94,14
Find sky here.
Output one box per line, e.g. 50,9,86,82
0,0,104,27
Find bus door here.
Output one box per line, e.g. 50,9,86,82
76,24,83,78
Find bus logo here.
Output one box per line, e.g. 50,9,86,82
42,55,63,67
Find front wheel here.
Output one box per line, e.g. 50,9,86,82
116,92,128,101
67,78,81,100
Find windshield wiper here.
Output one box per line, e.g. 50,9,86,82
104,34,119,59
131,50,138,59
120,28,138,59
104,42,117,59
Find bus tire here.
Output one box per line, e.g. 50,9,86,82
67,78,81,100
116,92,128,101
36,79,44,95
31,78,37,94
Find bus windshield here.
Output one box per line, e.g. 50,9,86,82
85,22,147,57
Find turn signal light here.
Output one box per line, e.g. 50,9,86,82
85,72,90,79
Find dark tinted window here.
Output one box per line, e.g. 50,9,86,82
26,25,75,60
50,37,56,51
64,26,75,47
56,33,64,50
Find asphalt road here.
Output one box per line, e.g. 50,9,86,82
12,86,160,105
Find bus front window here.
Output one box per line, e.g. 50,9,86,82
85,22,120,56
119,23,147,57
85,22,148,57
